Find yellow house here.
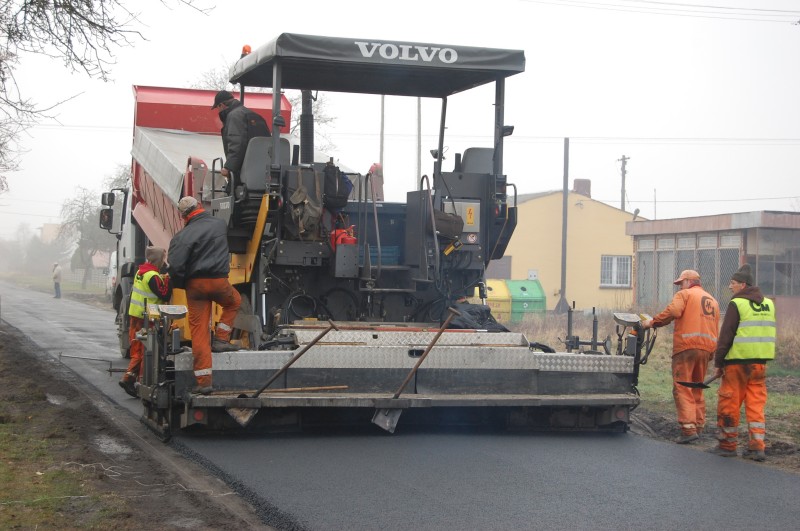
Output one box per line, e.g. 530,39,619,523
489,180,638,312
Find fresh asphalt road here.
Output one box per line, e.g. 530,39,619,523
2,281,799,530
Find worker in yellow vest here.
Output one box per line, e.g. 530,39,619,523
119,247,172,398
710,264,776,461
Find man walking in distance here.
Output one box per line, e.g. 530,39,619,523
52,262,62,298
212,90,270,187
642,270,720,444
168,196,241,395
119,247,172,398
710,264,776,461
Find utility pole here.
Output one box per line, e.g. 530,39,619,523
618,155,629,211
555,137,570,314
654,188,657,220
379,95,385,169
416,97,421,188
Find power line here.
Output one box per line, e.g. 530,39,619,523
0,197,66,205
624,0,800,15
519,0,800,22
32,123,129,132
0,210,62,218
334,131,800,145
618,195,800,204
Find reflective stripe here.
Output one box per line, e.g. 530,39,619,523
194,368,213,376
733,337,775,343
680,423,696,429
752,433,765,440
739,320,776,327
132,286,151,297
680,332,718,343
721,426,738,434
130,299,145,308
749,422,766,429
217,322,232,332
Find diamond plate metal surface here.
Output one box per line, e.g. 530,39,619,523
292,329,528,347
173,347,634,373
536,353,633,373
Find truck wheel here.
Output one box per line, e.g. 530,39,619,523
116,301,131,359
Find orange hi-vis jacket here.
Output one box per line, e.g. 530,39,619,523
653,285,720,355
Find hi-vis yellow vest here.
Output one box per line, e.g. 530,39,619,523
727,297,776,361
129,270,166,319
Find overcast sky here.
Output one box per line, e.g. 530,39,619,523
1,0,799,239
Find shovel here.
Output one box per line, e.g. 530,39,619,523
677,373,720,389
371,307,461,433
226,320,339,427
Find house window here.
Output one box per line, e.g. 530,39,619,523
720,233,741,248
657,237,675,250
601,255,632,287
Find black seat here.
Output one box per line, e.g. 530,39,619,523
461,147,493,174
240,137,271,192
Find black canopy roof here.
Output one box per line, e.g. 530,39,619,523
229,33,525,98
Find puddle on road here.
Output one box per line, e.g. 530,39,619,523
46,393,66,405
93,434,133,455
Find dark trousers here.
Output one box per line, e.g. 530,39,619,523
54,282,61,298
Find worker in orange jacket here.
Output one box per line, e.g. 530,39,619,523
642,270,720,443
710,264,776,461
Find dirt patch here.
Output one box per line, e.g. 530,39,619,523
766,375,800,394
0,321,269,530
631,403,800,475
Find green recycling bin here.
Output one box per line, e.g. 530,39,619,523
505,279,546,322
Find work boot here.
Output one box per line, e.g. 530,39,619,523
707,446,737,458
743,449,766,462
192,385,213,395
212,338,241,353
676,433,699,444
118,378,138,398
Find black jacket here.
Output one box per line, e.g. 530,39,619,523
219,99,270,177
167,210,230,289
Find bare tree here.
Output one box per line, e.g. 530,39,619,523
0,0,209,193
103,163,130,190
192,62,338,153
59,186,115,288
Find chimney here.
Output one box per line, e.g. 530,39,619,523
573,179,591,198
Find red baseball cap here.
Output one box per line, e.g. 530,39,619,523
673,269,700,285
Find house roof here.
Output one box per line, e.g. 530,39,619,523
626,210,800,236
516,191,558,204
516,189,645,219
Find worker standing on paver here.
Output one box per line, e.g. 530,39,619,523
642,270,720,443
168,196,241,395
710,264,776,461
213,90,270,189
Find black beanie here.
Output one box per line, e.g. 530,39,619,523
731,264,754,286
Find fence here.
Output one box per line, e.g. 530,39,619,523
635,237,740,312
62,268,108,290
